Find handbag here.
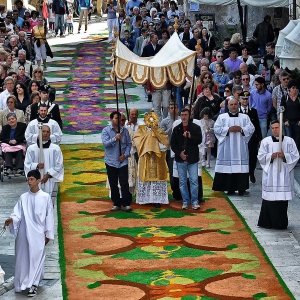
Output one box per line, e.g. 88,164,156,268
45,41,53,58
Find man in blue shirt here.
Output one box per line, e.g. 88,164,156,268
249,77,272,138
102,111,133,212
126,0,141,16
12,9,24,27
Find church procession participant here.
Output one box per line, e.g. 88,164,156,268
212,98,255,196
133,111,169,208
160,102,181,200
25,125,64,205
257,120,299,229
171,108,202,210
5,169,55,298
30,84,62,129
238,91,262,183
25,104,62,145
102,111,133,212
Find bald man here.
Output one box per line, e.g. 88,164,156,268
212,98,254,196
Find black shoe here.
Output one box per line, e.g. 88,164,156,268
226,191,235,195
239,191,250,197
199,199,205,203
250,174,256,183
154,203,161,208
27,285,37,297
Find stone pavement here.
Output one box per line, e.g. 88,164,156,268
1,17,300,300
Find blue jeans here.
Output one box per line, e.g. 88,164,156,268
259,118,268,139
284,121,300,146
55,14,64,36
176,162,198,205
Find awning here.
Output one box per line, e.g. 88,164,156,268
113,32,196,89
189,0,288,6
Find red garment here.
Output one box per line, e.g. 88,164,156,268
196,83,218,96
145,81,172,93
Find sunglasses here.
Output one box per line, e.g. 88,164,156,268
242,78,249,81
241,97,249,100
235,76,241,79
204,76,210,79
282,78,289,81
217,56,223,58
35,71,42,73
225,89,231,92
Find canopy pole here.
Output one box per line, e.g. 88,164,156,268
189,40,201,114
112,26,121,156
121,80,129,120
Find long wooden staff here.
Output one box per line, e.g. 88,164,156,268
278,106,285,172
38,123,45,189
112,26,122,156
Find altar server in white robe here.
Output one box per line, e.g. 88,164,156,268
25,125,64,204
25,104,62,146
5,169,54,297
212,98,255,196
257,120,299,229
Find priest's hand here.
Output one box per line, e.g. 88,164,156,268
37,163,44,169
180,151,187,161
278,151,285,159
229,126,241,132
45,237,50,245
119,154,126,162
4,218,12,226
41,174,51,184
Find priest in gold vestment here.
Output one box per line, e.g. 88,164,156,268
133,112,169,208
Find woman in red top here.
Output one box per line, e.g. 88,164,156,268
196,71,218,97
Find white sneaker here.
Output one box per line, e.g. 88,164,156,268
206,164,210,168
110,206,120,211
192,204,200,210
182,204,188,210
202,161,206,167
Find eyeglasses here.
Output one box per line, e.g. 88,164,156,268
242,78,249,81
225,89,231,92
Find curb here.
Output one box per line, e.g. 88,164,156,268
294,179,300,198
0,276,14,296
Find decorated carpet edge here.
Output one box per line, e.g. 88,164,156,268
203,168,296,300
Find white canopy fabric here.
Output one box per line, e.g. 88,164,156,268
190,0,288,6
276,20,300,56
278,22,300,70
113,32,196,88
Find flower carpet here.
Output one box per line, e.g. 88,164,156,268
48,42,140,135
58,143,295,300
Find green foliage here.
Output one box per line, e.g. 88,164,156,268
87,281,101,289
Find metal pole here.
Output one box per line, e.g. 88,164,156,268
121,80,129,120
115,75,121,155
